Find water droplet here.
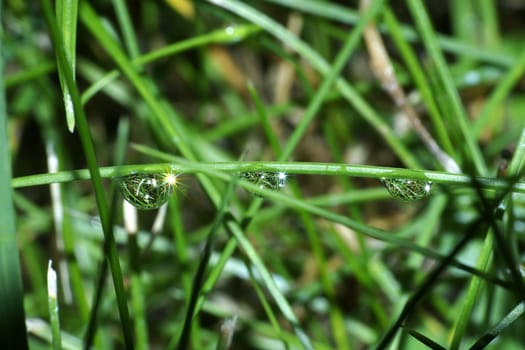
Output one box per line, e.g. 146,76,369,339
240,171,288,195
380,177,432,201
119,172,178,210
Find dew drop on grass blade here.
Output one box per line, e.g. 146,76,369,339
380,177,432,201
119,172,179,210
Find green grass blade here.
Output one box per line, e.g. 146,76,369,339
448,230,494,349
0,5,29,345
468,301,525,350
375,216,490,349
473,51,525,136
208,0,420,169
267,0,515,67
507,128,525,176
405,327,447,350
80,24,260,104
55,0,78,132
11,160,525,194
382,7,455,158
39,0,134,347
247,82,282,156
225,220,315,350
176,177,237,350
47,261,62,350
5,61,56,88
279,0,385,163
406,0,488,175
112,0,140,60
479,0,500,49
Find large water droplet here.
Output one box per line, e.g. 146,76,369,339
380,177,432,201
119,172,178,210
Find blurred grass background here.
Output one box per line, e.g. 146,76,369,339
3,0,525,349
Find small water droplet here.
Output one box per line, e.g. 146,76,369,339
240,171,288,195
380,177,432,201
119,172,178,210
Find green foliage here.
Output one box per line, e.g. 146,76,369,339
4,0,525,349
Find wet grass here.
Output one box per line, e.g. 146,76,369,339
4,1,525,349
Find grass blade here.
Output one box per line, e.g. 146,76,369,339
55,0,78,132
175,177,238,350
405,327,447,350
0,4,28,345
39,0,134,347
47,261,62,350
406,0,488,175
208,0,421,169
468,301,525,350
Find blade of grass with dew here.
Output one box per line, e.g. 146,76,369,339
12,149,523,285
55,0,78,132
0,9,28,345
11,160,516,289
11,160,525,194
406,0,488,176
39,1,134,347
